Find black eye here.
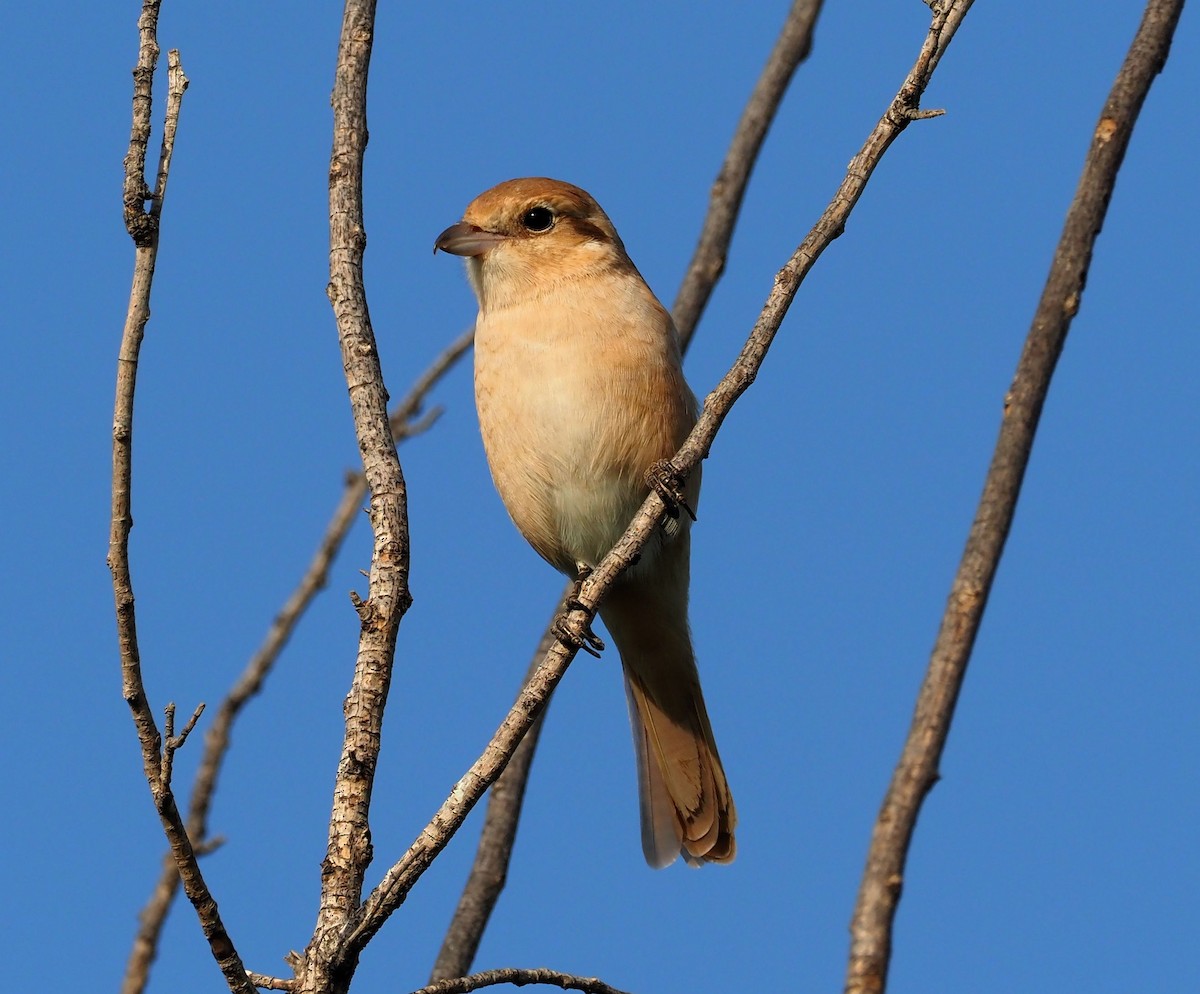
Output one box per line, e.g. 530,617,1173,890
521,206,554,232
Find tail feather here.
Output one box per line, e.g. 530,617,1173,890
626,680,692,868
624,671,735,865
600,550,736,867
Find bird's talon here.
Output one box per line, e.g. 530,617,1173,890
554,563,605,656
645,459,697,522
552,612,605,658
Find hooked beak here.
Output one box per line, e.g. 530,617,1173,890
434,222,506,257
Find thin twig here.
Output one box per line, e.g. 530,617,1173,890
170,703,205,749
121,328,471,994
338,628,577,963
673,0,824,347
246,973,295,992
390,327,474,436
429,4,825,978
653,1,973,486
342,0,973,968
428,630,555,981
412,967,631,994
110,6,256,993
160,702,204,789
843,3,1185,992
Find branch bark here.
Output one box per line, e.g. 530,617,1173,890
843,3,1186,992
428,630,555,981
412,967,631,994
110,5,257,994
296,0,411,990
429,4,825,980
673,0,824,347
343,0,975,971
121,328,471,994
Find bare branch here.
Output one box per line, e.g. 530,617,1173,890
123,860,180,994
429,630,556,981
673,0,824,346
431,4,825,976
110,5,255,993
160,701,204,790
247,973,295,992
844,3,1186,992
292,0,414,989
121,328,470,994
345,0,975,968
319,0,404,924
390,327,474,437
412,967,631,994
121,2,159,245
169,702,205,749
338,629,577,963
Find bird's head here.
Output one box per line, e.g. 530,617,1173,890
435,177,632,310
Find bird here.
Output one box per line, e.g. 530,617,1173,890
435,177,735,867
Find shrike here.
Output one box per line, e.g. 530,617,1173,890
436,178,735,867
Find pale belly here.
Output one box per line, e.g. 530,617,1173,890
471,281,696,577
475,336,649,573
470,314,691,573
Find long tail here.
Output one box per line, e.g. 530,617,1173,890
598,540,735,867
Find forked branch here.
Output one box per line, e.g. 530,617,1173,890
110,3,257,992
121,327,472,994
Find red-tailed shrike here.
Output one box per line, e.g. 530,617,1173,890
436,178,734,867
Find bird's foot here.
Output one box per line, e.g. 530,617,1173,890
552,612,605,658
645,459,697,521
554,565,605,658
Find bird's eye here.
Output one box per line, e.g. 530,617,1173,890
521,207,554,232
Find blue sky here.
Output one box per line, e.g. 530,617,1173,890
3,3,1196,992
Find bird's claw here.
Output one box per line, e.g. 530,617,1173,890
552,611,605,658
645,459,697,522
554,564,604,657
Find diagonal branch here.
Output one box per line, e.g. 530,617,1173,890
110,4,256,992
120,328,471,994
338,630,579,964
843,2,1186,992
345,0,974,969
429,1,826,981
428,630,556,981
673,0,825,347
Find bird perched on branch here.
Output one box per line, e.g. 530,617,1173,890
435,177,734,867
